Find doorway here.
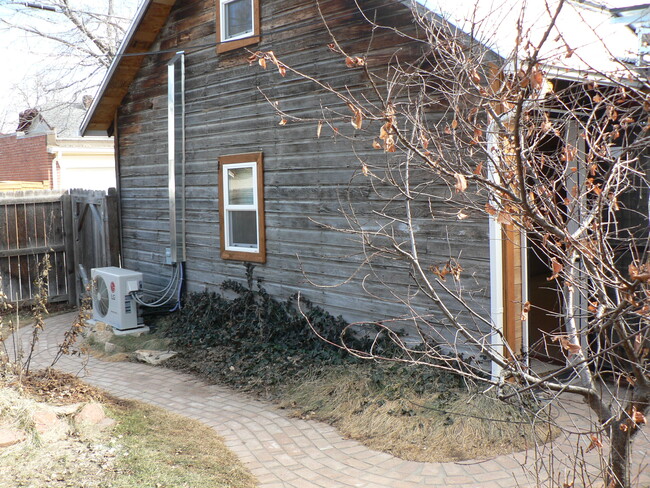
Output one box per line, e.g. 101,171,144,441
526,237,564,363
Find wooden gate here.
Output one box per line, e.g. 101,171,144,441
0,190,74,304
0,189,119,305
70,188,120,300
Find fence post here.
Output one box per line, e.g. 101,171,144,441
106,187,121,266
71,192,83,304
61,192,78,306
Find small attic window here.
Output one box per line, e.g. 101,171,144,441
216,0,260,53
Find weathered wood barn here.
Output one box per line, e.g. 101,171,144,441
80,0,643,361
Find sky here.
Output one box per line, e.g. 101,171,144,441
422,0,643,73
0,0,647,133
0,0,140,133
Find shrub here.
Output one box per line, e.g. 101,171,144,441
158,265,380,390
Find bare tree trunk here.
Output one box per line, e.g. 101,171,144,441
609,423,631,488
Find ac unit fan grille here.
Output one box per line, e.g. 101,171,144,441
94,276,109,317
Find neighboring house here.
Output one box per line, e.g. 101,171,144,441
0,102,115,191
79,0,645,358
0,127,54,190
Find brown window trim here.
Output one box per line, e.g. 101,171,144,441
215,0,261,54
218,152,266,263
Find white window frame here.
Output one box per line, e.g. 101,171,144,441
219,0,255,42
223,161,259,253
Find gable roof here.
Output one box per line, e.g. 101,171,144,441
80,0,176,136
41,102,91,138
81,0,644,136
414,0,641,76
610,3,650,27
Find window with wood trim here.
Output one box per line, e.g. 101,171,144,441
216,0,260,53
218,152,266,263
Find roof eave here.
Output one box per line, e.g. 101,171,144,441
80,0,174,137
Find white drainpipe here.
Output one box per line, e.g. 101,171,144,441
51,149,62,190
489,211,504,379
488,184,504,379
487,122,505,380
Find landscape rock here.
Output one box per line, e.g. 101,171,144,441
103,342,116,354
75,403,106,425
32,409,60,435
83,321,115,344
51,403,83,416
93,321,110,333
134,349,177,365
92,329,115,344
0,427,26,448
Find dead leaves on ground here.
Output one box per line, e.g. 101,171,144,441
9,369,107,404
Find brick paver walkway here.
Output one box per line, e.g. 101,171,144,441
11,313,650,487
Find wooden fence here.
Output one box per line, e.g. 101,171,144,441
0,188,119,305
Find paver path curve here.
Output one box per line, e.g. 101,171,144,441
11,313,650,488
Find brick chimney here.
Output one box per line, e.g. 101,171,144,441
16,108,40,132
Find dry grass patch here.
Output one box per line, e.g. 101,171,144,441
282,364,558,462
108,399,257,488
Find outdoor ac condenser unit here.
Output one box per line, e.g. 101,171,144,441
91,267,142,330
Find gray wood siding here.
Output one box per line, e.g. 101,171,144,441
116,0,491,336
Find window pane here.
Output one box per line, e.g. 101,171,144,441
224,0,252,39
227,167,254,204
228,210,257,247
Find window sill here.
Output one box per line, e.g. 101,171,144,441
221,248,266,263
217,35,260,54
